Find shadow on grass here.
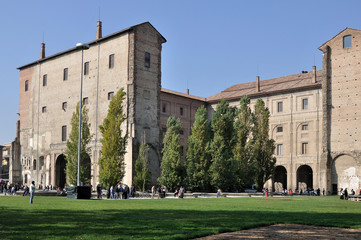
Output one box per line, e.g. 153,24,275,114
1,205,361,240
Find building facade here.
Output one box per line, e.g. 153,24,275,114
15,23,361,194
17,22,165,187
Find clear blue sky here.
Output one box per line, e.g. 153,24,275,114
1,0,361,144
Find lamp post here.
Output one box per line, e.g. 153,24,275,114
76,43,90,186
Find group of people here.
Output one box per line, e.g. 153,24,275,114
173,186,185,198
95,184,135,200
340,188,357,200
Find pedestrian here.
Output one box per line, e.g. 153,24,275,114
217,189,221,198
151,185,155,199
179,186,184,198
340,188,344,200
30,181,36,204
344,188,348,200
96,183,102,199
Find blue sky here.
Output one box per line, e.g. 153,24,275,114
1,0,361,144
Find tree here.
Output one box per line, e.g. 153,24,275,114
134,143,151,192
252,99,276,191
65,102,92,186
233,97,255,190
186,106,212,191
98,89,128,188
209,99,237,191
158,116,185,191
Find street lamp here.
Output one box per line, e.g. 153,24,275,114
76,43,90,187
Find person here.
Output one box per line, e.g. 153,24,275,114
96,183,102,199
344,188,348,200
30,181,36,204
110,185,114,199
23,185,29,196
151,185,155,199
217,189,221,198
157,186,162,199
317,188,320,196
179,186,184,198
351,189,355,195
340,188,344,200
174,189,178,198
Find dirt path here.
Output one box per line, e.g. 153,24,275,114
194,224,361,239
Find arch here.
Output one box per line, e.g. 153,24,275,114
55,154,66,188
273,165,287,192
331,154,359,195
39,156,45,168
297,165,313,191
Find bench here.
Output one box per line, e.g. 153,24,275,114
348,195,361,201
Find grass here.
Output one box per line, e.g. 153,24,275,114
1,195,361,239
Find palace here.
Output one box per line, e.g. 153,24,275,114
12,22,361,194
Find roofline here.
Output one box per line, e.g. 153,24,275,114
161,88,206,102
206,83,322,103
17,22,166,70
318,27,360,50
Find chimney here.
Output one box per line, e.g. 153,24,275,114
187,89,189,95
256,76,260,92
312,66,317,83
40,43,45,59
96,21,102,40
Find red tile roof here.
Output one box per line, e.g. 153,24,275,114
207,70,323,103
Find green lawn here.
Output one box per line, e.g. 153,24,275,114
0,195,361,239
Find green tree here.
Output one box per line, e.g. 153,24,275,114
252,99,276,191
158,116,185,191
210,99,237,191
186,106,212,191
65,102,92,186
134,143,151,192
98,89,128,188
233,96,255,190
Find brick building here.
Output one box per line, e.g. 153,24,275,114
14,23,361,193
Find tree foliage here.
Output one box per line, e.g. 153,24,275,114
233,97,255,190
252,99,276,191
158,116,185,191
186,106,212,191
98,88,128,188
65,102,92,186
209,99,237,191
134,143,151,192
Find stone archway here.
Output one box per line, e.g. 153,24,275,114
55,154,66,188
297,165,313,191
331,154,360,195
274,166,287,192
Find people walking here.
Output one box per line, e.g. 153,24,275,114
30,181,36,204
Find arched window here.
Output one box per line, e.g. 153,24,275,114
33,159,37,170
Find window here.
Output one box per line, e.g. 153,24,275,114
25,80,29,92
62,102,67,111
302,142,308,154
108,92,114,100
145,52,150,68
84,62,89,75
277,126,283,133
43,74,47,86
63,68,68,81
343,35,352,48
83,97,88,105
302,124,308,131
109,54,114,69
162,103,167,113
277,102,283,112
25,174,28,184
62,126,67,142
42,106,47,113
302,98,308,110
180,107,184,116
277,144,283,155
33,159,37,170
